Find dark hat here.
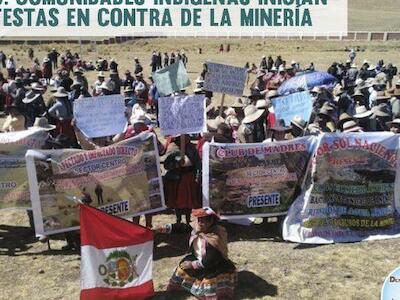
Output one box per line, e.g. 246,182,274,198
231,98,244,108
270,119,291,132
46,134,72,148
352,89,364,98
291,116,307,130
372,104,391,117
73,67,84,74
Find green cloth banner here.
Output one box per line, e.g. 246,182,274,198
152,61,191,96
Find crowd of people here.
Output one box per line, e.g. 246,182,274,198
1,45,399,299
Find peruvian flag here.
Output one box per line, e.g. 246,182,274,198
80,204,154,300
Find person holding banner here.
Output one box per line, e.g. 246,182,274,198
156,207,237,300
164,135,201,224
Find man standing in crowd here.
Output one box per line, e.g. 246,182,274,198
48,48,60,69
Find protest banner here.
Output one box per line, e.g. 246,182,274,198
272,91,313,126
158,94,206,136
26,132,165,236
73,95,127,138
202,137,315,218
283,133,400,244
203,62,247,97
152,61,191,97
0,129,48,210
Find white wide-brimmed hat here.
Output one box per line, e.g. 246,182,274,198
242,105,265,124
22,90,41,103
342,120,363,133
28,117,56,131
353,106,372,119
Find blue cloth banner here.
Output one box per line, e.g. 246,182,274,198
272,91,313,126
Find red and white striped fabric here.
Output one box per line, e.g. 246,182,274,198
80,204,154,300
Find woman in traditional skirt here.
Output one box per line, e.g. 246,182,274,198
163,135,201,224
156,207,237,299
47,87,76,144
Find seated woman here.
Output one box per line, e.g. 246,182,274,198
156,207,237,299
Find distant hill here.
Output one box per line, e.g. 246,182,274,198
349,0,400,31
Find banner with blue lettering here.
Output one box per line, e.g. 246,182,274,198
283,133,400,244
26,132,165,236
272,91,313,126
202,137,316,218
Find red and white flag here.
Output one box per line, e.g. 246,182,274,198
80,204,154,300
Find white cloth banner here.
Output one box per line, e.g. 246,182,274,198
158,94,206,136
283,133,400,244
74,95,127,138
203,62,247,97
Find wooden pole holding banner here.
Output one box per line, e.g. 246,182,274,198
179,134,186,165
219,93,226,117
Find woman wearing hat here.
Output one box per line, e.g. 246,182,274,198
59,70,73,92
109,69,121,95
352,89,367,108
264,119,291,142
48,87,76,143
156,207,237,299
73,67,89,91
133,78,149,110
42,57,52,84
387,119,400,134
23,88,46,128
92,71,105,96
2,80,17,111
122,70,135,88
70,80,91,100
371,103,392,131
109,58,118,74
237,104,266,143
6,55,16,79
164,135,201,225
231,98,245,122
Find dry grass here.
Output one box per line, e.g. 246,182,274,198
1,38,400,299
1,209,400,300
349,0,400,31
2,38,400,106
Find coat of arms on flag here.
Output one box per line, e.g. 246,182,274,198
79,204,154,300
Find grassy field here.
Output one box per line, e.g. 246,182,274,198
1,38,400,299
349,0,400,31
2,38,400,105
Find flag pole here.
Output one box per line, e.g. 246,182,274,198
219,93,226,116
180,134,186,156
